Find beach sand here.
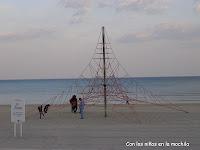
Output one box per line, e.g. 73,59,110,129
0,103,199,150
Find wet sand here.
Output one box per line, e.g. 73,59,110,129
0,103,199,150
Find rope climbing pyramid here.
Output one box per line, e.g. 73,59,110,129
30,26,188,119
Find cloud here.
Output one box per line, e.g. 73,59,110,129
194,1,200,13
0,28,55,42
118,32,151,43
98,0,170,13
118,22,200,43
97,1,114,8
60,0,90,9
152,23,200,40
60,0,90,24
0,4,14,13
60,0,171,23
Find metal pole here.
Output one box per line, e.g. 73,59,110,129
20,123,23,137
14,123,16,137
102,26,107,118
136,82,138,100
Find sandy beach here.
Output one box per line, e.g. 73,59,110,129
0,103,199,150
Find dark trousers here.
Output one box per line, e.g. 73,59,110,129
72,105,77,113
39,112,44,119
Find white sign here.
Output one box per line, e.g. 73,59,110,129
11,99,25,123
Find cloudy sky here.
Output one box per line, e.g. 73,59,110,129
0,0,200,79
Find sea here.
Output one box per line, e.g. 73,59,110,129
0,76,200,104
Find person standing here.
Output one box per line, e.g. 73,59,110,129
74,96,78,113
44,104,50,114
38,105,44,119
79,98,85,119
70,95,78,113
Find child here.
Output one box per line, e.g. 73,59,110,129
38,105,44,119
79,98,85,119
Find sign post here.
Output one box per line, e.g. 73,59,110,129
11,99,25,137
14,123,16,137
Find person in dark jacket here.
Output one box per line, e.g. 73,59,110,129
44,104,50,113
70,95,78,113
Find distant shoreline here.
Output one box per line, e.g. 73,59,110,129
0,75,200,81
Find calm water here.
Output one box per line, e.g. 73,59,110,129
0,76,200,104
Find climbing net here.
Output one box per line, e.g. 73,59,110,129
27,27,188,120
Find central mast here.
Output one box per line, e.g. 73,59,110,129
102,26,107,118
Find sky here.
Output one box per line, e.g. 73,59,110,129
0,0,200,79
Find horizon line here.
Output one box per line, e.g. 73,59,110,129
0,75,200,81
